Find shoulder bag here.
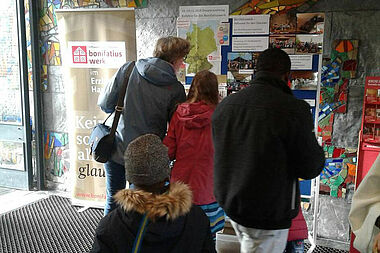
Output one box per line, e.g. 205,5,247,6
89,61,135,163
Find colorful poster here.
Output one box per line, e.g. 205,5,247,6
232,36,269,52
232,15,270,35
56,8,137,207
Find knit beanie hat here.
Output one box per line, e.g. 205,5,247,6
124,134,170,186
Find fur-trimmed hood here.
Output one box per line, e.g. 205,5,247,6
114,182,192,221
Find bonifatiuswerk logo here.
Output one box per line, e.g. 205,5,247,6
72,46,87,64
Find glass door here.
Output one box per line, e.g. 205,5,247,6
0,0,33,189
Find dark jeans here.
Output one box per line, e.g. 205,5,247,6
284,240,304,253
103,160,126,216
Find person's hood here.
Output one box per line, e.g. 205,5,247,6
114,182,192,242
115,182,192,221
176,102,214,129
136,57,179,86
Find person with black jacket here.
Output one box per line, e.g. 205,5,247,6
212,48,325,253
91,134,215,253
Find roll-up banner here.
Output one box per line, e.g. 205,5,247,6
56,8,136,208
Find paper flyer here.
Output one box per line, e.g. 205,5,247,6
232,37,269,52
179,5,229,21
232,15,270,35
289,55,313,70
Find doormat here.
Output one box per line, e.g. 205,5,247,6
0,195,103,253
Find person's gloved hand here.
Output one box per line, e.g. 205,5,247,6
373,232,380,253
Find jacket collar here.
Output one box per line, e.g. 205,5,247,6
114,182,192,221
254,71,293,96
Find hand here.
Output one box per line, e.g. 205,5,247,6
373,232,380,253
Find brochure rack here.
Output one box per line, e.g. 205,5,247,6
350,76,380,252
357,76,380,187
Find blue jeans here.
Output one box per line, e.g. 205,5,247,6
284,240,304,253
104,160,126,216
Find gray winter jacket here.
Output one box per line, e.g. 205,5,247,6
98,58,186,165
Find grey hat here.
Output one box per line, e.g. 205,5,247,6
124,134,170,186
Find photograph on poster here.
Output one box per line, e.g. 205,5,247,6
295,34,323,54
290,71,318,90
269,35,295,54
227,52,256,74
296,13,324,34
270,12,297,34
227,71,252,94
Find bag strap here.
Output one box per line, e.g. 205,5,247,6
131,214,149,253
109,61,135,138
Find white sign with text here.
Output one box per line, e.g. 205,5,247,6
232,37,269,52
179,5,229,21
232,15,270,35
289,55,313,70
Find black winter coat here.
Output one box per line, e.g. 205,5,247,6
90,182,215,253
212,71,325,230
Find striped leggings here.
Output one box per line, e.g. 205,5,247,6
198,202,225,240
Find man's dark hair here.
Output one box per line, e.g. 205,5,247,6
256,48,291,75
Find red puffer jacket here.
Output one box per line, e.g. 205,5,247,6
288,206,308,241
163,101,216,205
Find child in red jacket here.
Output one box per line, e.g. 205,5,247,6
163,70,224,240
284,206,308,253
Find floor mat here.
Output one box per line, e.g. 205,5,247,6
0,195,103,253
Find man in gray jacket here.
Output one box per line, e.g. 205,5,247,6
98,36,189,215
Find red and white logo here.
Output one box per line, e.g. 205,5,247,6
72,46,87,64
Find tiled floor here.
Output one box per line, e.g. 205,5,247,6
0,187,70,215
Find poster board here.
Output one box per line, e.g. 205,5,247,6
56,8,136,208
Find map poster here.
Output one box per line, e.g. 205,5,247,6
177,17,223,75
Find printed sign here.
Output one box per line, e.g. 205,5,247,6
289,55,313,70
232,37,269,52
179,5,229,21
67,41,126,68
232,15,270,35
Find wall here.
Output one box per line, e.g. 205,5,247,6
40,0,249,190
40,0,380,248
305,0,380,247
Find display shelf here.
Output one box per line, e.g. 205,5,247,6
364,120,380,124
364,100,380,105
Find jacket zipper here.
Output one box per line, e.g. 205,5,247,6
291,179,296,210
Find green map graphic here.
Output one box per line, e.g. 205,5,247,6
185,24,217,74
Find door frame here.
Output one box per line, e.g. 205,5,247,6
0,0,39,190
